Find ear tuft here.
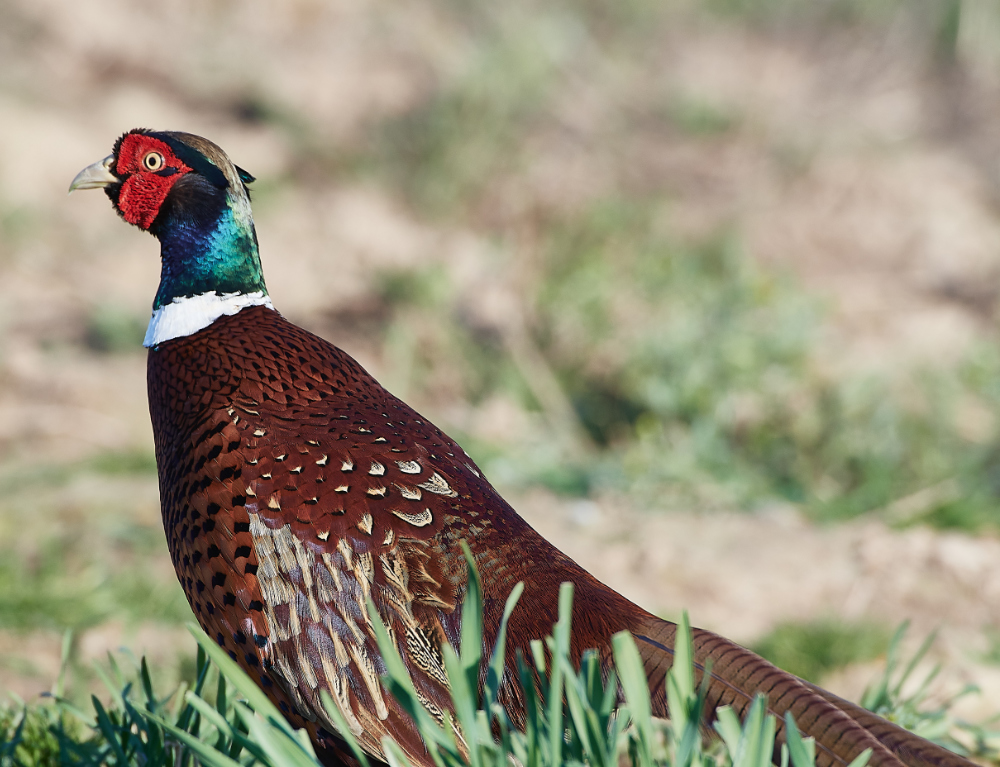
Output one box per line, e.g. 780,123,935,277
236,166,255,184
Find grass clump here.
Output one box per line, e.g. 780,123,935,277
0,547,884,767
6,548,991,765
860,624,990,760
0,636,84,767
0,705,67,767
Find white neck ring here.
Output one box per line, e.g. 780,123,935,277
144,291,274,347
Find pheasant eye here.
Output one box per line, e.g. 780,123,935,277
143,152,165,171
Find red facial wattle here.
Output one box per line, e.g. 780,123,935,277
115,134,192,230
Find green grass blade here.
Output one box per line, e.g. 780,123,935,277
714,706,742,755
91,660,127,714
364,596,458,758
146,709,246,767
612,630,654,767
382,735,415,767
485,581,524,710
319,690,372,767
458,541,484,699
178,693,242,746
185,624,294,735
544,583,573,767
53,630,73,700
90,696,129,766
176,644,212,732
441,641,483,767
783,712,815,767
139,656,156,710
234,700,320,767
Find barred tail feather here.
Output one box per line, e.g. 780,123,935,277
803,682,974,767
631,616,973,767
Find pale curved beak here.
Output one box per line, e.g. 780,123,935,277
68,154,117,193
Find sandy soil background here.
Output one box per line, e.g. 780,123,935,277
2,0,1000,739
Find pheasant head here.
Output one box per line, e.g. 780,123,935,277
69,129,269,346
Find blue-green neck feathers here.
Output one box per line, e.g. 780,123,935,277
145,131,267,311
153,199,266,310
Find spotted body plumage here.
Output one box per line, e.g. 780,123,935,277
70,130,977,767
147,305,632,765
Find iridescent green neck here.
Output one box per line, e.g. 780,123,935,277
153,196,267,310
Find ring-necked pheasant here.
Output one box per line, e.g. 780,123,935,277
70,130,972,767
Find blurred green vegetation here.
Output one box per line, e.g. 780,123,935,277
0,541,179,633
860,624,993,758
0,704,68,767
752,619,891,683
327,0,1000,530
0,450,190,695
353,205,1000,527
83,306,147,355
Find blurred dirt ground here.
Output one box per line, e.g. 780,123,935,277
3,0,1000,731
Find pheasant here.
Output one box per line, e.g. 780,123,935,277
70,130,972,767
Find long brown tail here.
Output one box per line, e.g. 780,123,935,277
631,616,975,767
803,683,975,767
